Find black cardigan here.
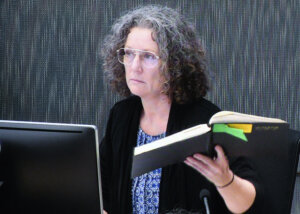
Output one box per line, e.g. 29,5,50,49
100,96,262,213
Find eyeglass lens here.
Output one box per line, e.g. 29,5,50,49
117,48,159,68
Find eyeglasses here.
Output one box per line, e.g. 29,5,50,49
117,48,160,68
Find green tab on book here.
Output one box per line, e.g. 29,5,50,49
213,124,248,142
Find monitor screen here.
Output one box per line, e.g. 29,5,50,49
0,120,103,214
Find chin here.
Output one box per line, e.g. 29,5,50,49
129,89,145,98
128,86,145,96
128,86,161,99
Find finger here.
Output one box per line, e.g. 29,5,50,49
185,157,210,176
193,153,214,166
185,157,218,183
193,153,222,176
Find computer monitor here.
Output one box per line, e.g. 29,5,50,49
0,120,103,214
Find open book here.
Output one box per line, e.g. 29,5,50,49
131,111,288,177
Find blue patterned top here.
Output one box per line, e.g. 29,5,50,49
132,128,166,214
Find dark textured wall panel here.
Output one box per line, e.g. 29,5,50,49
0,0,106,127
0,0,299,213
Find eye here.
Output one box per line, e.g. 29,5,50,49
124,49,135,57
143,52,156,60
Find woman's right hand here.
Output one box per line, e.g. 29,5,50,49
103,210,108,214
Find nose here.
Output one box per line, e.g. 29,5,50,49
130,54,143,72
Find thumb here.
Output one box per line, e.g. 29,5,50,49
215,145,226,160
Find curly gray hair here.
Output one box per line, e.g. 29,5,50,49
101,5,209,104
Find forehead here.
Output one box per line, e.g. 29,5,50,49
125,27,159,53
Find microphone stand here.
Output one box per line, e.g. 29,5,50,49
200,189,211,214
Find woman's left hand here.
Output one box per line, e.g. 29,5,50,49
184,145,233,187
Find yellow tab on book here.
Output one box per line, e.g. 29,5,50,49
228,124,253,133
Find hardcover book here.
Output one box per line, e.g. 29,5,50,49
131,111,288,177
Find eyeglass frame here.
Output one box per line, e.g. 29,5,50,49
116,48,161,68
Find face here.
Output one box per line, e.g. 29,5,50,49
124,27,165,100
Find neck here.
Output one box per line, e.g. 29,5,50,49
141,94,171,116
139,94,171,135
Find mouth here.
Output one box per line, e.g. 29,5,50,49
130,78,145,83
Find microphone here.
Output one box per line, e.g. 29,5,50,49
200,189,211,214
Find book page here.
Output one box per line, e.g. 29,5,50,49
209,111,287,124
134,124,211,155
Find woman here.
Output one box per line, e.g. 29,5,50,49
100,5,262,214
